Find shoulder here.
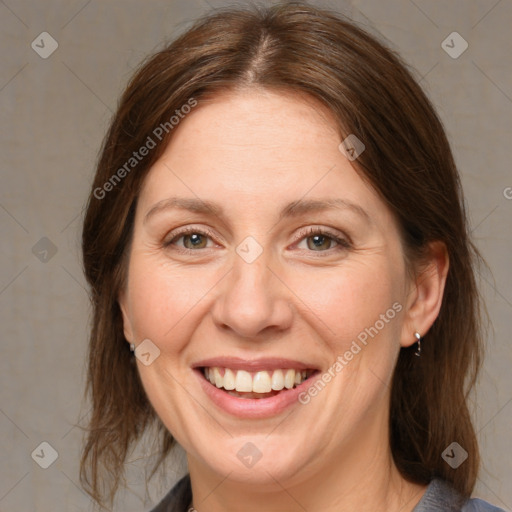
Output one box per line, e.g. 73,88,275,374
149,474,192,512
413,479,508,512
462,498,508,512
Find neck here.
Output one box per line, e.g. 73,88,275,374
189,461,425,512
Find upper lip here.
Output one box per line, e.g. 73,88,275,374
192,356,319,372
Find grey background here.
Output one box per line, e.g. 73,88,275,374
1,0,511,510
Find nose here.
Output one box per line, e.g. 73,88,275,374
211,250,293,340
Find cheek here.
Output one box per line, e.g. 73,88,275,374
284,258,404,354
125,250,226,341
123,257,215,434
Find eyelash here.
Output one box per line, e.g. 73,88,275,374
163,226,351,255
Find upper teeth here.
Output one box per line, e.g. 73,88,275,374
204,367,311,393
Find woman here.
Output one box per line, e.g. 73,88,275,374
80,2,506,511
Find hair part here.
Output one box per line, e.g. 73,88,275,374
80,2,485,508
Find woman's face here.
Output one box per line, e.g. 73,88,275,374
120,89,416,486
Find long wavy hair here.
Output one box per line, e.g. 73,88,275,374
80,2,485,508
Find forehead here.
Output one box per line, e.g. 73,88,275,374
136,89,391,229
160,89,340,166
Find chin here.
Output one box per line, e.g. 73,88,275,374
191,433,314,486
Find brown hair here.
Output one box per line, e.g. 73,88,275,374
80,1,485,508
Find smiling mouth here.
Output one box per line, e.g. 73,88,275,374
201,367,317,399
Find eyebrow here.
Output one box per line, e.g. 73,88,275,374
279,198,371,224
144,196,371,225
144,197,222,224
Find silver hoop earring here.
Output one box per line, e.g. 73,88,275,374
414,332,421,357
129,343,135,353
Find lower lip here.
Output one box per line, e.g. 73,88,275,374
194,369,319,419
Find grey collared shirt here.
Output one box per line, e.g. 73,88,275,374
412,479,507,512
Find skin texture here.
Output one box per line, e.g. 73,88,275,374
119,89,449,512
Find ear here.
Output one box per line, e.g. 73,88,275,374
118,290,135,344
400,241,449,347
